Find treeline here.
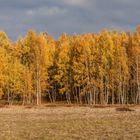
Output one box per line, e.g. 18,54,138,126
0,26,140,105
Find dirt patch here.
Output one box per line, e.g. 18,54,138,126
116,107,135,111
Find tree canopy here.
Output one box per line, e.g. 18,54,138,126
0,27,140,105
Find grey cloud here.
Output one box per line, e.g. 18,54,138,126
0,0,139,40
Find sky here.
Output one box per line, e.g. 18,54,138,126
0,0,139,41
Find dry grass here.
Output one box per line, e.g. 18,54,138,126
0,106,139,140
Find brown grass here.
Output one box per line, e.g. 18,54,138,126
0,105,139,140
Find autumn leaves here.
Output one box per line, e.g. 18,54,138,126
0,27,140,105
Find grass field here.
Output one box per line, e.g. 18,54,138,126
0,105,140,140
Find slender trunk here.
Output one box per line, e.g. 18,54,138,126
93,86,96,105
7,86,10,105
112,87,114,105
36,59,41,105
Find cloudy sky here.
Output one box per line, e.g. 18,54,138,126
0,0,139,40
